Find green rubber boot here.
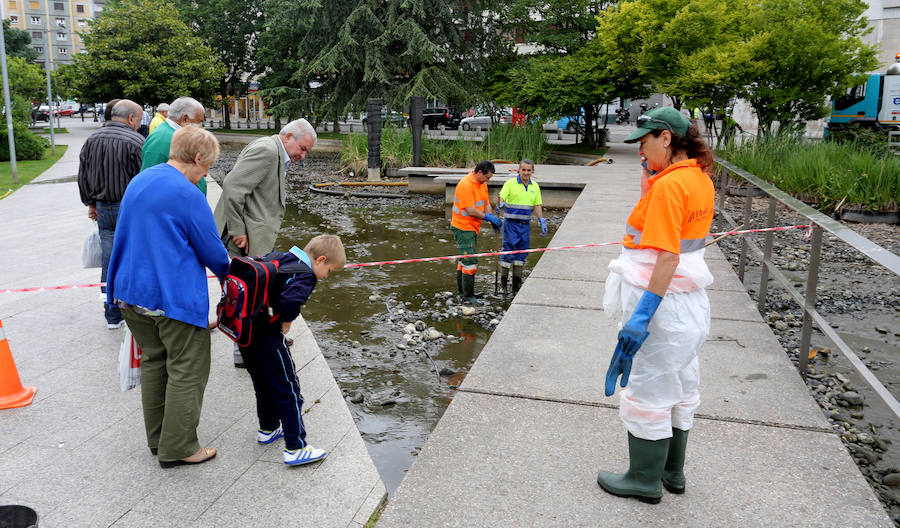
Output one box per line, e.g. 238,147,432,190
456,270,464,301
501,267,509,295
512,265,523,294
597,433,669,504
662,428,689,494
461,273,483,306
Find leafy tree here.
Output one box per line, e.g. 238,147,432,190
3,56,45,124
737,0,878,136
173,0,263,128
3,20,39,63
72,0,224,105
52,63,80,101
256,0,511,127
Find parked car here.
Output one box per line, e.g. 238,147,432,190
361,109,408,128
459,110,512,131
32,104,50,122
422,107,460,130
52,106,73,117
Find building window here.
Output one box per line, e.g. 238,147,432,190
9,1,17,10
34,46,43,54
77,19,86,27
57,32,66,41
32,31,41,40
29,1,38,9
54,2,64,10
9,15,18,25
30,16,40,25
76,4,84,13
59,47,67,55
56,18,65,27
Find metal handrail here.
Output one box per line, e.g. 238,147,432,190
714,155,900,421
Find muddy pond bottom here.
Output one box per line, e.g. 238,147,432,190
240,156,562,494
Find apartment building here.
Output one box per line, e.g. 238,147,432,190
4,0,104,68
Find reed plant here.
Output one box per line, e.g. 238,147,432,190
340,125,550,175
718,135,899,212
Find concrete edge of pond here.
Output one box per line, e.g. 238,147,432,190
376,143,894,527
212,132,343,153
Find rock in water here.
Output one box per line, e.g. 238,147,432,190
424,327,444,341
350,391,364,404
841,391,864,406
403,323,416,334
883,473,900,487
461,306,477,316
368,294,381,302
415,320,426,331
489,318,500,326
439,368,455,377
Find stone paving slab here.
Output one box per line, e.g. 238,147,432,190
378,392,890,528
0,132,383,528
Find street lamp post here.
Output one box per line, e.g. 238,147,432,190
0,2,18,182
43,6,56,155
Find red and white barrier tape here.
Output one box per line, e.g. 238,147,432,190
0,224,810,294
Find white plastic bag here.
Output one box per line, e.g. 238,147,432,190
118,325,142,391
82,228,101,268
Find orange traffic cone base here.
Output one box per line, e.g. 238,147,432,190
0,385,36,409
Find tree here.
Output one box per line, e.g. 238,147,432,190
73,0,224,105
173,0,263,129
3,20,39,63
256,0,511,127
52,63,80,102
3,56,45,124
737,0,878,136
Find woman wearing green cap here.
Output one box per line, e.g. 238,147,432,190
598,107,716,503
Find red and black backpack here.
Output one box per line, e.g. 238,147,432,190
216,255,307,346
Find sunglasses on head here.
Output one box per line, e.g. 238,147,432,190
636,115,673,132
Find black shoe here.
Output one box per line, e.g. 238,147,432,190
150,447,158,456
234,362,246,369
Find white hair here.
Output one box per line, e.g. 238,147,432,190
280,118,317,144
157,103,170,111
111,99,141,120
168,97,203,121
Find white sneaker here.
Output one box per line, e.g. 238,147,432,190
283,445,327,466
107,320,125,330
257,426,284,445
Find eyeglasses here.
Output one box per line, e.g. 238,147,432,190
636,115,672,132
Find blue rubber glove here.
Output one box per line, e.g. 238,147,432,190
539,217,548,235
604,342,632,396
484,213,502,231
617,290,663,357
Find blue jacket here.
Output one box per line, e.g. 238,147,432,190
107,163,230,328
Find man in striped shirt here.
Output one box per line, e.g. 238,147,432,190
77,99,145,329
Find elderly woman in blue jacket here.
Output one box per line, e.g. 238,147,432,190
107,125,230,468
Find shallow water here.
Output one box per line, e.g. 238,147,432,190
212,148,559,493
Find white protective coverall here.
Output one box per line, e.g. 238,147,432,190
603,247,713,440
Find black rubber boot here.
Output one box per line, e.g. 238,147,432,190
461,274,483,306
501,267,509,295
512,265,523,294
456,270,464,301
662,428,689,494
596,433,669,504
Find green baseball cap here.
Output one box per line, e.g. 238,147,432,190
624,107,691,143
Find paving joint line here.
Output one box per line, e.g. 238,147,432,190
457,386,834,433
516,300,765,324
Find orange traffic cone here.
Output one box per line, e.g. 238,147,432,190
0,318,36,409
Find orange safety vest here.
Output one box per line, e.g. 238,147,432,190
623,159,714,254
451,172,489,232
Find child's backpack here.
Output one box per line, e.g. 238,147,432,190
216,255,308,346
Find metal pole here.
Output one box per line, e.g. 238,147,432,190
757,197,777,313
43,13,55,155
797,224,823,377
0,3,18,182
737,193,753,283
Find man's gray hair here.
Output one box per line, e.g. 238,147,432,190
168,97,204,121
157,103,170,112
280,118,317,144
111,99,141,120
520,158,534,168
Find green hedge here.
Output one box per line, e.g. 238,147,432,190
0,125,51,162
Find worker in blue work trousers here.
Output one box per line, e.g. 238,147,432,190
497,158,547,295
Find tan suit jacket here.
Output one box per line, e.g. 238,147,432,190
214,135,287,257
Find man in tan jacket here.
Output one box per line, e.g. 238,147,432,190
214,118,317,366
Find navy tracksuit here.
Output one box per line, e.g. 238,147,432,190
239,251,317,450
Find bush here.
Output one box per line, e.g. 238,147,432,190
0,124,50,161
827,125,893,158
718,135,899,211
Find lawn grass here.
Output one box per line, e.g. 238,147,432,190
33,128,69,134
0,145,68,198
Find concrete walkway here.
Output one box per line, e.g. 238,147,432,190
0,119,384,527
379,146,892,526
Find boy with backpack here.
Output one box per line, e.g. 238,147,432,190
220,234,346,465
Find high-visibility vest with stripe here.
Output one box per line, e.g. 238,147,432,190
451,172,489,232
623,159,714,254
499,175,542,222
